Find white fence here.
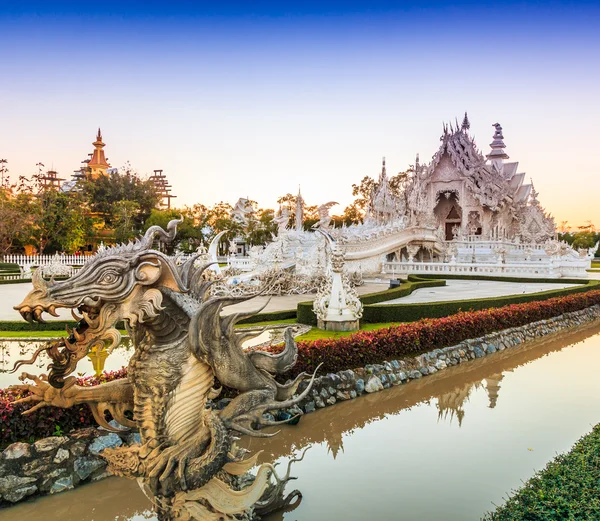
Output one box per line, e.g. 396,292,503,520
4,254,89,267
382,259,590,279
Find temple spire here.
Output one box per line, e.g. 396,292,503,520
461,112,470,131
295,185,304,232
88,127,110,179
487,122,509,174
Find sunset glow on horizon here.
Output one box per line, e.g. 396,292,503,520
1,1,599,226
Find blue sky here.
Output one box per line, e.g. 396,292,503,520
1,1,599,224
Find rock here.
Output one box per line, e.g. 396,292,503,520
303,401,316,413
88,433,122,456
397,371,407,381
409,370,422,379
349,390,357,399
34,437,68,453
2,442,31,460
0,475,37,496
74,457,106,481
3,484,37,503
388,373,398,385
53,448,70,464
327,386,337,396
364,376,383,393
419,367,429,376
262,413,276,423
326,396,336,406
379,374,388,386
390,360,401,370
126,432,142,445
473,346,484,358
216,398,232,410
365,365,376,374
383,362,393,372
434,360,447,371
49,476,73,494
22,458,52,476
336,391,351,401
319,388,329,399
428,366,437,374
355,379,365,394
71,442,87,457
315,397,325,408
487,344,497,354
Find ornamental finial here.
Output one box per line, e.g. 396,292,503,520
461,112,470,131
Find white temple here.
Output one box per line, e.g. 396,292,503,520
226,115,596,281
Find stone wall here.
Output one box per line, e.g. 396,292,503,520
1,304,599,506
0,427,139,505
286,304,600,413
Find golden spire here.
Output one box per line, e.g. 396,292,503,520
88,127,110,178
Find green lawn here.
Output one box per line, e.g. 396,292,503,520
294,322,398,341
482,424,600,520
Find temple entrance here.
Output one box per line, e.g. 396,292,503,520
434,191,462,240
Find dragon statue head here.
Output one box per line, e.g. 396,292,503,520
13,219,186,388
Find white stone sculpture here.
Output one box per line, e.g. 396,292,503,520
312,231,363,331
312,201,338,229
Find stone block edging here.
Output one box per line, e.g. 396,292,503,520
284,304,600,414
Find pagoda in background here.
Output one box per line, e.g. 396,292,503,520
149,169,177,209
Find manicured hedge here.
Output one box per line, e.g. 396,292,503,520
361,279,600,323
280,289,600,378
236,309,297,325
482,424,600,521
0,263,19,271
2,290,600,444
0,320,126,332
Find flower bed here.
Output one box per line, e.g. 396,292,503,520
2,291,600,445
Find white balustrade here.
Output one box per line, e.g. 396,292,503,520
383,259,590,279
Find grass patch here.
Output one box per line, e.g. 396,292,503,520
294,322,399,341
482,424,600,521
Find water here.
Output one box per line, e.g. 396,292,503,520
0,329,278,387
3,321,600,521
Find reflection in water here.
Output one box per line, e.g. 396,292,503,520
0,330,277,387
2,321,600,521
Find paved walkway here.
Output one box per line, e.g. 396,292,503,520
377,279,579,305
0,282,388,321
0,278,585,322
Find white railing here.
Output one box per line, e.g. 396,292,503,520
227,256,254,272
383,259,590,279
4,254,90,266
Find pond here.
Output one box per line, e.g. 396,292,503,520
0,328,280,387
2,321,600,521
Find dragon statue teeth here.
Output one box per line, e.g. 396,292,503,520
10,218,316,520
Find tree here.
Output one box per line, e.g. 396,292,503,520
80,163,160,234
144,208,200,252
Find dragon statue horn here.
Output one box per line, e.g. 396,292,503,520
141,217,183,249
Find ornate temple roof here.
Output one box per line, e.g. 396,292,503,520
368,158,401,223
419,116,532,211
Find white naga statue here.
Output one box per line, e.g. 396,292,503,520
312,230,363,331
231,197,254,226
312,201,338,230
273,206,290,234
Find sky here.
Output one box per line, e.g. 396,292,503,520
0,1,599,226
